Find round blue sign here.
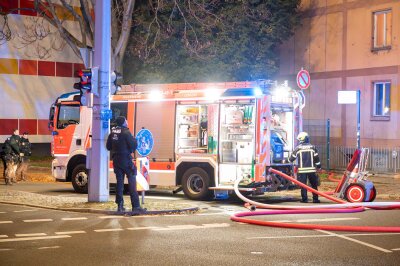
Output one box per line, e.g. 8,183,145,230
136,129,154,156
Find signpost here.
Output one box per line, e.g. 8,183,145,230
297,69,311,90
338,90,361,149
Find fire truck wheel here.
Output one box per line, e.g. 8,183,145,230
71,164,88,193
345,184,366,203
182,167,212,200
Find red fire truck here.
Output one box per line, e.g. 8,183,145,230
49,80,304,200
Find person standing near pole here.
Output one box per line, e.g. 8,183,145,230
106,116,146,213
288,132,321,203
16,132,32,181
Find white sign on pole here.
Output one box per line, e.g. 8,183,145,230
338,91,357,104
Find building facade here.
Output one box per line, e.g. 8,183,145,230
0,0,84,154
279,0,400,149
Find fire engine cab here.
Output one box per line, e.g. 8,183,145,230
49,80,305,200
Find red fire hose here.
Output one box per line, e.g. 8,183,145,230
231,168,400,232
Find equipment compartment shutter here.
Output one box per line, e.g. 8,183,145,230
135,101,175,160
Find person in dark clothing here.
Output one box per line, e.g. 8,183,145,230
3,129,21,185
288,132,321,203
106,116,146,213
16,132,32,181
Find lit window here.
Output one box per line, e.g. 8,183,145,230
373,10,392,49
373,82,390,117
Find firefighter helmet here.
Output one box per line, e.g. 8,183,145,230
297,132,309,142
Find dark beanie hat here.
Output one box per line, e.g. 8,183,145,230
115,116,126,126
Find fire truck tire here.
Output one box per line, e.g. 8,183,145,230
182,167,213,200
345,184,366,203
71,164,88,193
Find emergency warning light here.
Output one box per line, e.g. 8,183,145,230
74,69,92,91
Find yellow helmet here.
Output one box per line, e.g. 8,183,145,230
297,132,309,142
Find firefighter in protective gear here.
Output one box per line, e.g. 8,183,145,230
106,116,146,213
16,132,32,181
288,132,321,203
3,129,21,185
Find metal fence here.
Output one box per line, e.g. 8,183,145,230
315,145,400,174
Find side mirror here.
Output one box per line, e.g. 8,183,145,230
48,121,54,132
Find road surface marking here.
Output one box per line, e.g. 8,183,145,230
195,212,227,216
98,216,126,219
316,230,392,253
14,209,37,213
0,212,6,214
16,233,47,237
251,252,263,255
0,221,13,224
248,232,400,240
94,228,124,232
202,223,230,228
0,248,13,251
55,231,86,235
0,235,70,243
153,223,230,231
164,214,188,217
38,246,60,250
392,248,400,251
61,217,88,221
23,219,53,223
153,225,198,231
0,235,8,238
127,227,160,230
146,196,180,201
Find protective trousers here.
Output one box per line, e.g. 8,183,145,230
113,155,140,208
297,172,319,201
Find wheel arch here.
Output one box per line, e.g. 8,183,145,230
176,162,215,187
66,154,87,182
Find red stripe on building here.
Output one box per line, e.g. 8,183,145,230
19,119,38,135
19,59,38,75
19,0,37,16
38,60,55,76
38,120,51,135
0,119,51,135
0,1,19,14
0,119,18,135
56,62,73,77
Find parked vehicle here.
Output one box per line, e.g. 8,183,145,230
49,81,305,199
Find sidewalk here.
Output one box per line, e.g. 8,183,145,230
0,183,200,215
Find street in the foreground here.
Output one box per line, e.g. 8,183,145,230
1,199,400,266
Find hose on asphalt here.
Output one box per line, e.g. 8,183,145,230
230,168,400,232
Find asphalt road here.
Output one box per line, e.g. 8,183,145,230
1,183,400,265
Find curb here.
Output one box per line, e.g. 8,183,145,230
0,201,199,216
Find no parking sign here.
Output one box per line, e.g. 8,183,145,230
297,69,311,90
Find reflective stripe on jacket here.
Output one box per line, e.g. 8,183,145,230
288,143,321,173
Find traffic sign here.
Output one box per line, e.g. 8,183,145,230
136,128,154,156
297,69,311,89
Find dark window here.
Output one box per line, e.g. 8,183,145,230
57,105,80,129
373,81,390,117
